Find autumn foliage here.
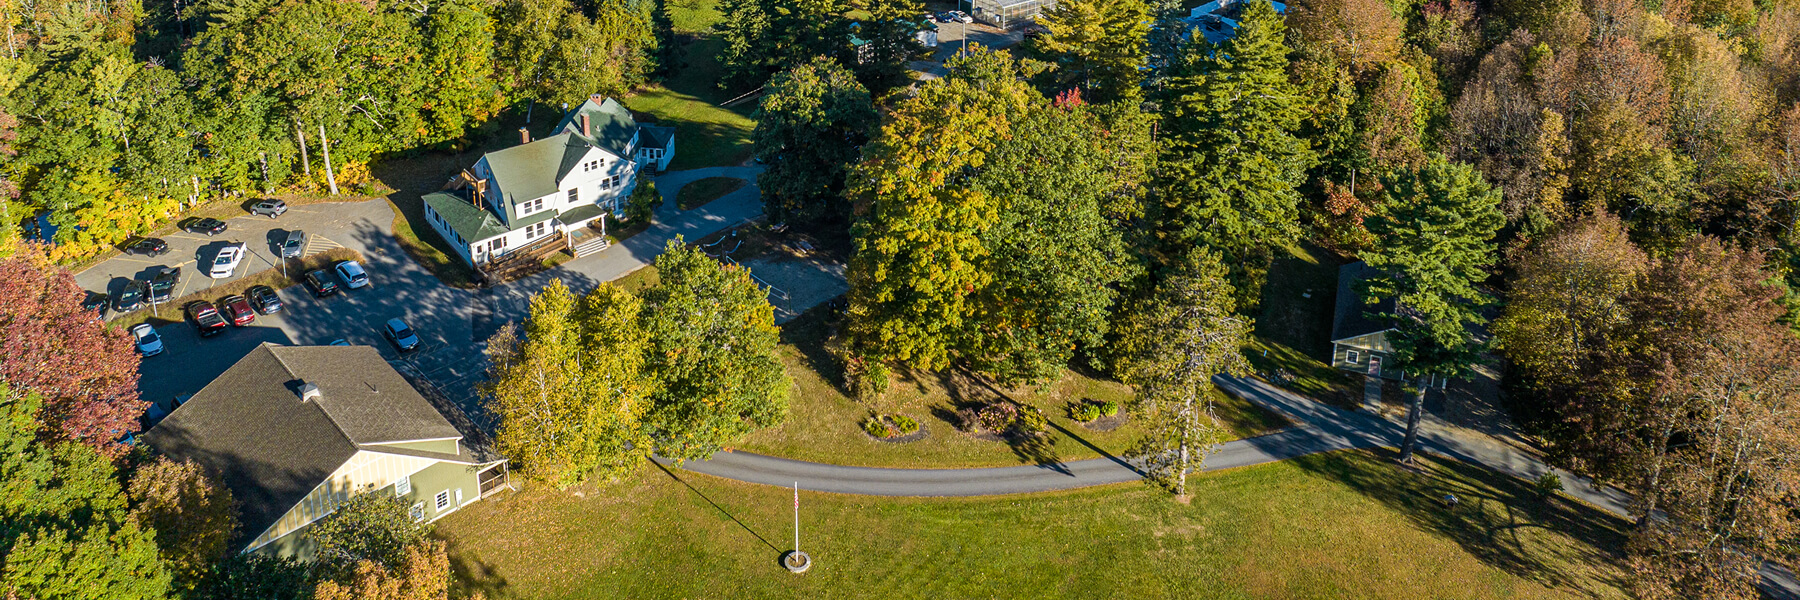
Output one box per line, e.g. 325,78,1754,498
0,243,143,457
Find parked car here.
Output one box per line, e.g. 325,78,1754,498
126,237,168,257
280,229,306,259
335,260,369,289
940,10,971,22
130,323,163,357
304,269,339,297
247,285,283,314
250,199,288,218
81,292,109,317
147,267,180,304
113,280,145,313
329,339,351,346
219,294,256,326
185,300,228,337
183,217,228,236
209,243,245,279
385,318,420,352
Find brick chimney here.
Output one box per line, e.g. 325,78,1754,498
580,113,591,137
518,127,530,144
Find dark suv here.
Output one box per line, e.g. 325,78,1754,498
185,300,229,337
304,269,339,298
113,280,145,313
247,285,283,314
147,268,180,304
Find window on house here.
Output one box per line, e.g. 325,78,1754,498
435,490,450,511
568,188,579,204
523,222,548,241
1346,350,1360,364
410,502,426,522
521,198,545,215
491,237,507,251
394,476,411,497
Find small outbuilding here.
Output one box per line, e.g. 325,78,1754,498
1330,261,1402,380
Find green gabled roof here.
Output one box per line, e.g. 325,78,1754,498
640,125,675,150
423,191,511,243
479,133,575,214
554,97,639,158
559,202,608,225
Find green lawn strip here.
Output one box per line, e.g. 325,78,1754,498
627,34,758,171
730,308,1288,469
1249,242,1361,409
107,247,365,332
675,177,747,210
437,449,1627,599
611,265,661,294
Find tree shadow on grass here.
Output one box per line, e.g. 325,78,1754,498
650,458,781,554
443,539,510,600
777,301,850,396
1289,449,1634,598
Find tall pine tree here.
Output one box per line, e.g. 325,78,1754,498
1156,0,1311,303
1034,0,1150,102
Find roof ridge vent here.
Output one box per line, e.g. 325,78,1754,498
299,382,322,403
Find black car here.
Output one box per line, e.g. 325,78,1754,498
113,280,145,313
147,267,180,304
247,285,283,314
250,199,288,218
185,300,229,337
126,238,168,257
304,269,339,297
183,217,228,235
81,292,109,316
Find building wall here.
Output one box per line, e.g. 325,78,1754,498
245,450,445,553
366,439,461,454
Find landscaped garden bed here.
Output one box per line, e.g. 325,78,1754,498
860,413,927,443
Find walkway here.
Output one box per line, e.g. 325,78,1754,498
670,375,1799,597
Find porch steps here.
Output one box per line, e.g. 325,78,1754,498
571,234,610,258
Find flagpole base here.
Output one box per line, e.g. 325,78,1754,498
782,550,812,573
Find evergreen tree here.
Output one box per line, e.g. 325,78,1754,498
1156,0,1312,302
752,56,877,226
640,241,789,460
1111,252,1252,498
1034,0,1150,102
852,0,923,93
717,0,848,90
1358,155,1503,463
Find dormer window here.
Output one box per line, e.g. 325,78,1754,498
520,197,545,215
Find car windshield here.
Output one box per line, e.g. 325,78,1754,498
395,327,415,339
141,331,158,344
214,253,232,265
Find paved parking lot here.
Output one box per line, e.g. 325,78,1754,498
76,199,393,321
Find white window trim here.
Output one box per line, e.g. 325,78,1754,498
435,490,450,510
410,502,426,522
394,476,411,497
1346,349,1360,365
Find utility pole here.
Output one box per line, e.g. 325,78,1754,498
319,123,338,196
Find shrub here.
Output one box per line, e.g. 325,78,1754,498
1068,401,1102,422
626,179,659,224
1534,471,1564,499
861,416,895,438
976,402,1018,433
890,414,919,435
848,358,891,401
1014,406,1047,433
1100,400,1120,417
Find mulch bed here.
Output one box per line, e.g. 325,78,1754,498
863,413,930,444
1079,413,1129,432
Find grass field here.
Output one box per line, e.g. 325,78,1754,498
437,449,1630,599
675,177,747,210
731,308,1290,468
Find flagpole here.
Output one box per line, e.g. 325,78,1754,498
799,479,806,554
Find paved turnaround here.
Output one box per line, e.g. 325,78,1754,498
668,376,1800,598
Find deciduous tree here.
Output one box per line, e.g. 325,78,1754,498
305,492,430,583
313,540,483,600
752,57,877,226
640,241,789,460
1286,0,1402,76
0,243,142,457
127,457,238,591
1111,252,1252,498
0,386,172,600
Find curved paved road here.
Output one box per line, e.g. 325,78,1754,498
666,375,1800,598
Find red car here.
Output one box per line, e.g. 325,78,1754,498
186,301,229,337
219,294,257,326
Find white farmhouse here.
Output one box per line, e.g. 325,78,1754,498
421,95,675,267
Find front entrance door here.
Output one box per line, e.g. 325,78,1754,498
1367,355,1382,378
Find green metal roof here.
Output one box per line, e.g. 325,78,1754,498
558,202,608,226
640,125,675,150
423,191,512,243
514,207,560,228
554,97,639,157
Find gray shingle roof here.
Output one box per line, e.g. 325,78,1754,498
1331,261,1397,343
143,344,464,548
423,191,511,243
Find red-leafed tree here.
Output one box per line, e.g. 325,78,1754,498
0,243,144,457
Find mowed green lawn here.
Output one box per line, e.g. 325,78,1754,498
625,0,759,170
438,449,1629,599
